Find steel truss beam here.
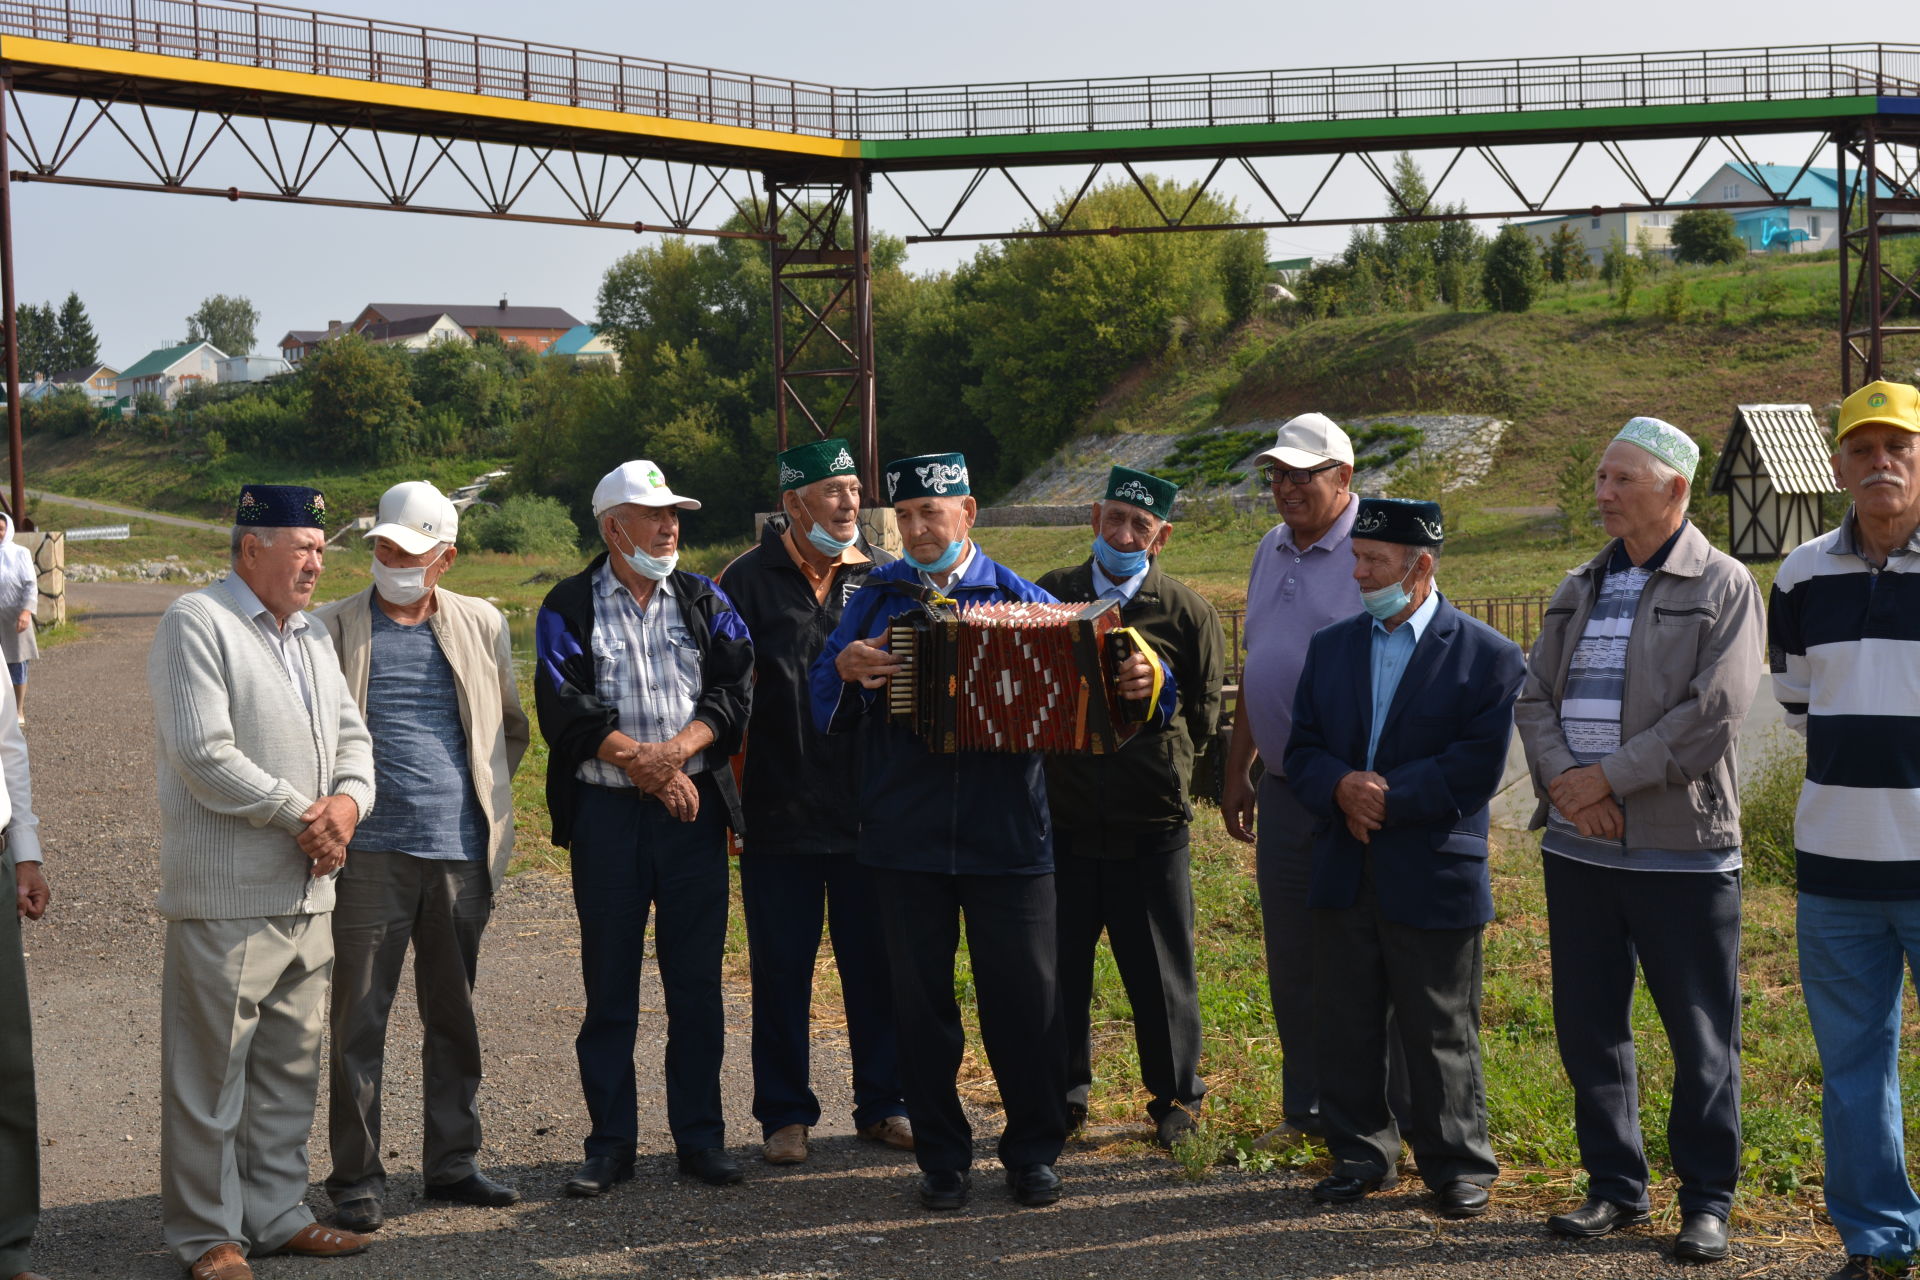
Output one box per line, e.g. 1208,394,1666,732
883,132,1831,242
766,167,877,497
0,82,774,239
1838,120,1920,391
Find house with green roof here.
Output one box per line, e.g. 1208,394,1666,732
114,340,227,407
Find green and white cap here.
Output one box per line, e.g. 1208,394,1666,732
777,438,858,491
1613,416,1700,482
1104,465,1179,515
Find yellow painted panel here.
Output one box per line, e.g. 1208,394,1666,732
0,34,857,159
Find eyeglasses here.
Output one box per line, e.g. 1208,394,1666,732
1258,460,1341,486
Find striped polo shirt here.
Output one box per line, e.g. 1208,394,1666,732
1770,510,1920,899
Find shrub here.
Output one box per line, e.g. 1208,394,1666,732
1659,278,1691,323
1741,737,1806,887
1481,225,1543,313
22,386,97,437
460,493,579,558
1671,208,1748,266
1556,441,1600,545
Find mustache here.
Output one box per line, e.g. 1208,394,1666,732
1863,474,1905,488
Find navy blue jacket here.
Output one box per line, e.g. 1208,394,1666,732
810,546,1059,876
534,553,753,850
1283,595,1524,930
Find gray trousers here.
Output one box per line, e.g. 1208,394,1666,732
0,858,39,1278
327,849,492,1202
1254,773,1321,1125
1314,870,1497,1190
161,913,332,1265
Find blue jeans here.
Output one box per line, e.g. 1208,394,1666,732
1799,892,1920,1259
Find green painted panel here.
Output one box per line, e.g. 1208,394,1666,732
859,95,1887,163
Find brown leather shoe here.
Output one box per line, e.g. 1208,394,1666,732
763,1123,809,1164
187,1244,253,1280
259,1222,369,1258
857,1115,915,1151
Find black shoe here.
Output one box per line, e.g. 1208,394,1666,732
1312,1172,1397,1204
1547,1196,1651,1237
676,1147,745,1186
424,1170,522,1208
1673,1212,1730,1263
1437,1180,1490,1219
1155,1107,1197,1150
563,1155,635,1197
919,1169,971,1210
332,1196,383,1233
1006,1163,1063,1207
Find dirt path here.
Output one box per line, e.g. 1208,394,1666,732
25,491,227,531
18,583,1837,1278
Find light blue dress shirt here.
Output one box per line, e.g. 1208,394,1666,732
1366,586,1440,770
1091,559,1148,604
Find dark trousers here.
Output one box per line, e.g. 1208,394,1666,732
1544,854,1743,1219
1056,831,1205,1121
0,858,38,1279
871,867,1068,1173
1255,773,1320,1125
570,779,728,1156
738,852,904,1136
1314,870,1497,1189
326,849,492,1202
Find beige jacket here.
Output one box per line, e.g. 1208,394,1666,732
1514,521,1764,853
313,586,530,889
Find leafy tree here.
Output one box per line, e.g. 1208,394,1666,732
1219,228,1271,325
1670,208,1747,266
1481,224,1543,313
1601,234,1642,308
302,332,419,463
460,493,578,557
186,293,260,356
1542,224,1593,284
56,292,97,371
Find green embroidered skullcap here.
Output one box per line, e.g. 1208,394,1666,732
777,438,858,491
1613,416,1701,483
1104,466,1179,516
884,452,971,503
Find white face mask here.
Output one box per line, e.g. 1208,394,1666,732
370,547,446,607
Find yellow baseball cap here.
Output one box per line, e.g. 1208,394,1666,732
1835,380,1920,445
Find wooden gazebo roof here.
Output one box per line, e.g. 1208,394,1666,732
1709,404,1835,496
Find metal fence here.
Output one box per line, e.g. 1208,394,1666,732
0,0,1915,142
1217,592,1550,689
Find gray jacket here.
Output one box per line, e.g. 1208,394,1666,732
1514,521,1764,853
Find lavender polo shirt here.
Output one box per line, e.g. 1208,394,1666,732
1241,493,1362,771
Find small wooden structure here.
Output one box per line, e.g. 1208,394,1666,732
1709,404,1835,562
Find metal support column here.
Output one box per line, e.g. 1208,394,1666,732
0,78,27,529
766,165,878,497
1840,119,1920,393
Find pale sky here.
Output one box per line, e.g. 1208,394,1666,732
8,0,1913,365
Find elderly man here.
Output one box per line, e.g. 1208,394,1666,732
1517,418,1762,1263
535,460,753,1193
716,439,908,1166
1770,380,1920,1280
0,674,46,1280
150,485,376,1280
1220,412,1382,1144
810,452,1162,1212
1286,498,1523,1220
1037,465,1222,1148
313,481,531,1232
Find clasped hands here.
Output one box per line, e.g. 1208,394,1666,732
1548,763,1622,840
836,630,1156,701
1335,770,1390,844
608,740,700,822
296,794,360,876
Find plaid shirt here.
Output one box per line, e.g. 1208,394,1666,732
575,560,704,788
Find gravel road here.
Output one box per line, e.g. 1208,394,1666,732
18,582,1841,1279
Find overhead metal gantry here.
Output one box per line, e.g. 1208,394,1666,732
0,1,1918,520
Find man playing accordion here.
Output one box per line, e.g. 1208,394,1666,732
810,451,1166,1212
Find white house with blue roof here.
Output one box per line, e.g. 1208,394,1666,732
1682,162,1858,253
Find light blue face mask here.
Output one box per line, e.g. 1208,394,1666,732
1360,566,1416,621
1091,534,1149,579
797,497,858,557
613,524,678,581
904,540,965,575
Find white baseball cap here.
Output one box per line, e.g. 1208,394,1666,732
1256,413,1355,471
365,481,458,556
592,459,702,517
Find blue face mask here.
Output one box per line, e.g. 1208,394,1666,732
1360,566,1416,621
612,524,678,582
797,497,859,558
905,540,965,575
1092,534,1149,579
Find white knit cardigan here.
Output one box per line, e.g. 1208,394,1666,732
148,578,376,921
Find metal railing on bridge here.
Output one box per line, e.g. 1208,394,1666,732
0,0,1915,143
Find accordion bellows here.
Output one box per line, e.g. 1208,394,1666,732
886,597,1149,755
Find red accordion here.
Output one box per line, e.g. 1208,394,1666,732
885,596,1159,755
